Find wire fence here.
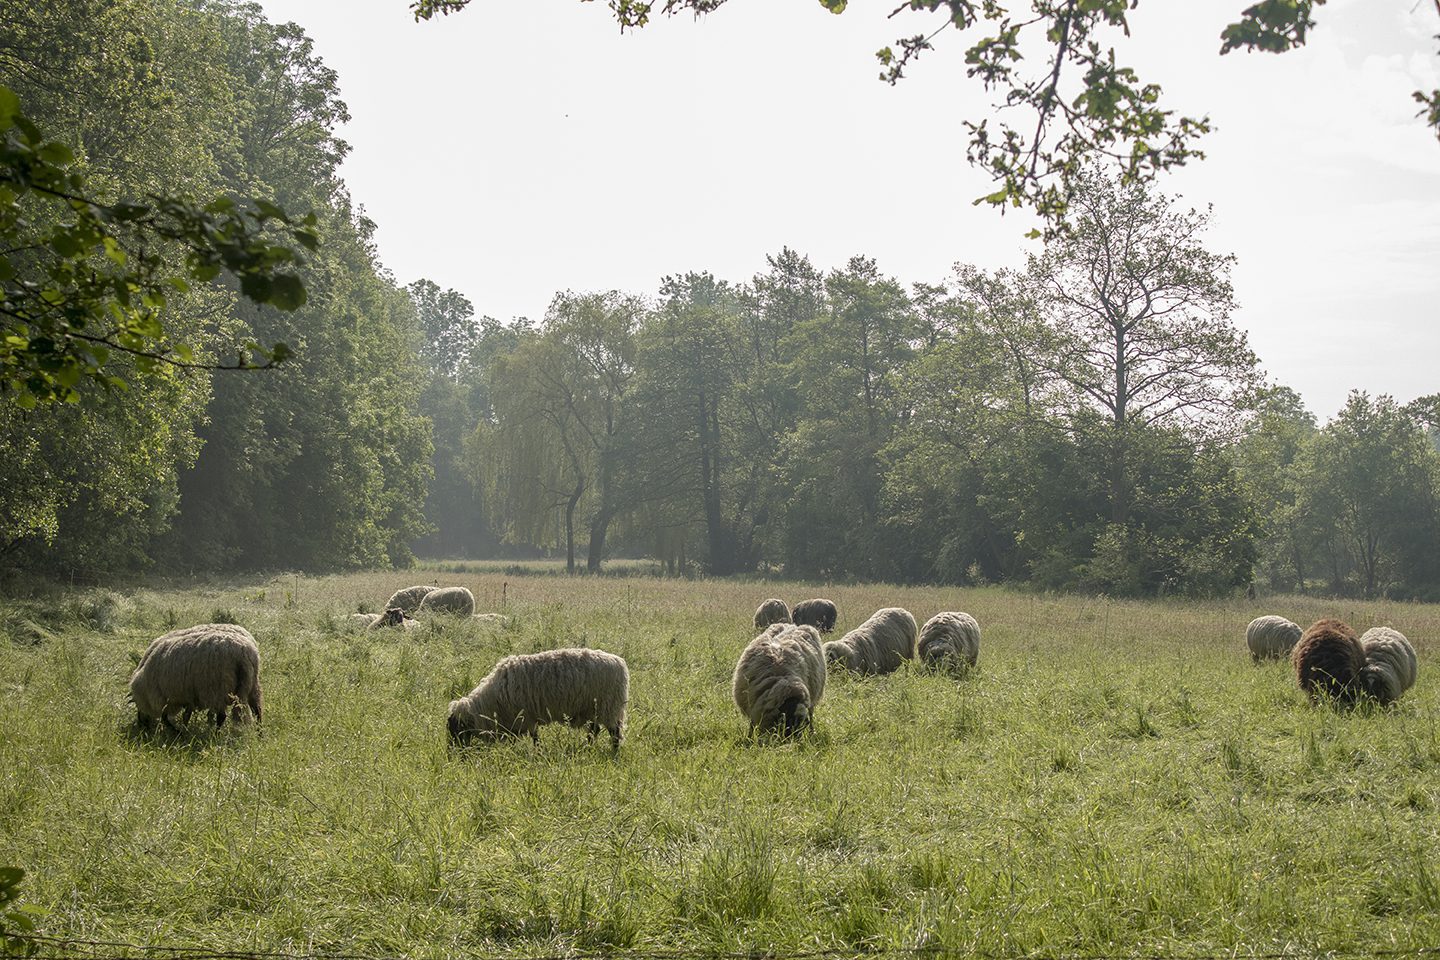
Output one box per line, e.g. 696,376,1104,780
10,933,1440,960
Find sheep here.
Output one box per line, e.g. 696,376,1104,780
1292,618,1366,704
733,623,827,737
129,623,262,732
1359,627,1419,705
824,607,918,675
753,598,792,630
385,585,438,614
792,598,838,633
347,612,381,629
1246,615,1302,661
369,607,419,631
447,647,629,751
418,586,476,617
918,611,980,672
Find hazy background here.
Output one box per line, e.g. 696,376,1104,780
256,0,1439,419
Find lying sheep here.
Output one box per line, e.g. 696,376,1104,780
385,585,437,614
792,598,838,633
1359,627,1419,705
824,607,918,675
347,612,381,629
753,598,792,630
447,648,629,751
918,612,980,672
1246,615,1302,661
1293,618,1365,704
130,623,262,731
418,586,476,617
733,623,826,737
369,607,419,631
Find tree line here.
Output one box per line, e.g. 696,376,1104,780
416,172,1440,599
3,1,1437,600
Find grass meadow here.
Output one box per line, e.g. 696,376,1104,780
2,565,1439,959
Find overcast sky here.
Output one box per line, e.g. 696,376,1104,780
256,0,1438,420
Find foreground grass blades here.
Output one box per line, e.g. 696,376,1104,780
1,567,1438,957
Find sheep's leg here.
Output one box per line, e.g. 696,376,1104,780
162,709,181,733
180,708,194,725
529,728,540,745
213,709,226,729
585,721,600,743
608,725,622,754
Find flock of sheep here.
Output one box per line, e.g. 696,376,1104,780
126,587,1421,750
1247,614,1420,705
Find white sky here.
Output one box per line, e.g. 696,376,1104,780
256,0,1439,421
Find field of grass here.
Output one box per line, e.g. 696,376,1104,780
2,571,1438,959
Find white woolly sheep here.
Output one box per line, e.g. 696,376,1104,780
1359,626,1419,705
733,623,826,737
348,612,381,629
918,612,980,672
385,585,438,614
418,586,476,617
824,607,918,675
129,623,262,731
369,607,420,631
1246,615,1302,661
447,647,629,751
753,598,792,630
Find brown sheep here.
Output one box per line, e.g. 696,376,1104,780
1293,618,1365,704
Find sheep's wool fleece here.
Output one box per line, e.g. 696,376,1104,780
753,598,793,630
1246,615,1302,660
348,613,381,629
824,607,918,674
733,624,826,732
129,623,261,721
1359,627,1418,705
792,598,838,633
449,647,628,738
385,585,437,614
418,586,476,617
1292,618,1365,703
918,611,981,668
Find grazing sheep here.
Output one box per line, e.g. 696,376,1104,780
824,607,918,675
792,598,839,633
733,623,827,737
447,648,629,751
347,612,381,629
418,586,476,617
369,607,419,631
130,624,262,732
918,612,980,671
1246,615,1303,661
385,585,437,614
1293,618,1365,704
1359,627,1419,705
753,598,792,630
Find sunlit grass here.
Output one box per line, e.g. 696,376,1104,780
1,573,1437,956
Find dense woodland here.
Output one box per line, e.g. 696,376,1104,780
3,0,1439,599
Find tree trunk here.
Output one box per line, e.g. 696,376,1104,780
698,390,730,574
586,508,612,573
564,476,584,574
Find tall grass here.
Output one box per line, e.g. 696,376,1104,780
1,574,1437,957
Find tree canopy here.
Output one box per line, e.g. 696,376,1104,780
411,0,1440,230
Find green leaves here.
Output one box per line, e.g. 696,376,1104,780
0,866,45,957
1,83,315,406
